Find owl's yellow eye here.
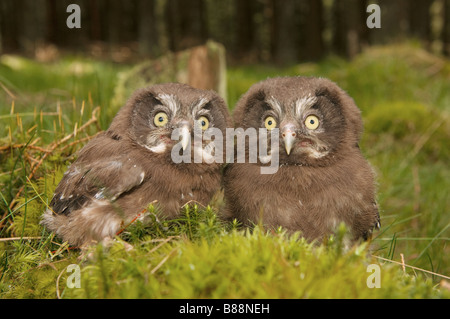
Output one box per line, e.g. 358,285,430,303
264,116,277,130
154,112,168,127
198,116,209,131
305,115,319,130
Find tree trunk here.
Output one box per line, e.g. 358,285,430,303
165,0,177,51
0,0,20,52
165,0,207,52
271,0,300,64
87,0,101,41
138,0,158,57
408,0,432,45
303,0,324,61
332,0,367,59
373,0,409,44
20,0,47,53
112,41,227,109
107,0,123,44
443,0,450,56
235,0,254,59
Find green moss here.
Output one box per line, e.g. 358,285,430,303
365,101,431,138
59,225,449,299
12,168,65,238
362,100,450,161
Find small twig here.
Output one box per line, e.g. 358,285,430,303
412,166,420,214
0,144,50,153
56,265,67,299
150,248,177,275
116,208,147,236
1,107,100,229
139,235,181,246
181,199,207,209
400,253,406,274
24,153,40,165
0,236,42,242
0,80,16,99
0,112,60,120
147,236,179,254
372,255,450,281
116,200,158,236
58,132,101,153
54,106,100,146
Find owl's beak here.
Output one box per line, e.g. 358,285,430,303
281,124,297,156
179,124,191,151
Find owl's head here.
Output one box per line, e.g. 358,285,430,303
108,83,231,163
234,77,363,167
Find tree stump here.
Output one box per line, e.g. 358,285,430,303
111,40,227,113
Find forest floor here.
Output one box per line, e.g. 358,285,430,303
0,42,449,299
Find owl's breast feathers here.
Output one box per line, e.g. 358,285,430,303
224,152,380,241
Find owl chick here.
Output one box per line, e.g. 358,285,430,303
223,76,380,242
42,83,232,247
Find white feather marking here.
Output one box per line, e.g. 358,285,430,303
266,96,283,116
94,187,106,200
158,93,179,116
81,199,109,217
306,148,329,159
192,97,209,117
94,192,104,200
146,143,166,154
67,166,81,177
295,95,318,116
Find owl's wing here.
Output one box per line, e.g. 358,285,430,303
360,201,381,241
50,155,145,215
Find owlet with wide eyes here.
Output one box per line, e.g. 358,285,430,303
223,76,380,242
42,83,232,247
